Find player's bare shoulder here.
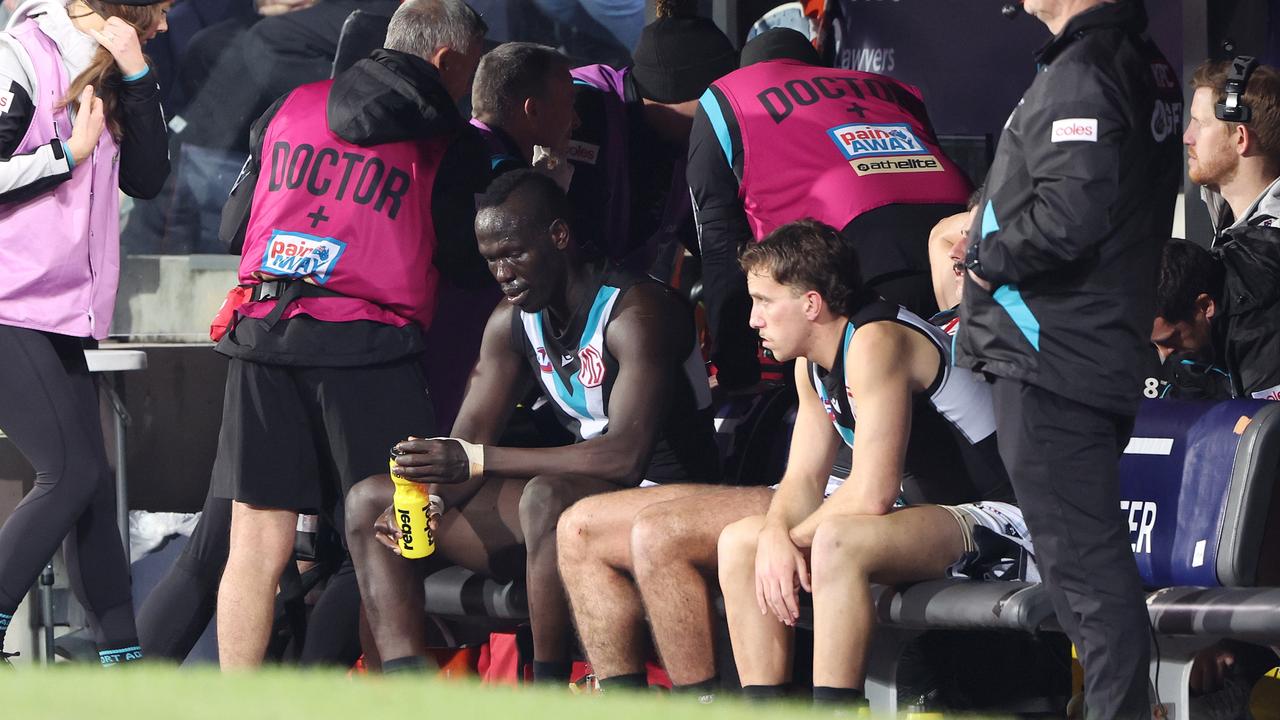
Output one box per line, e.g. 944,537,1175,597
607,281,692,354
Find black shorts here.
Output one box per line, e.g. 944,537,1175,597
211,356,435,511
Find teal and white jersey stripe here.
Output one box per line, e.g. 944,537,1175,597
511,266,723,486
808,300,1011,504
811,322,856,449
520,285,623,440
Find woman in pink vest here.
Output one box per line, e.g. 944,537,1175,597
0,0,169,666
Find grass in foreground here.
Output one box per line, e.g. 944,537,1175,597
0,665,958,720
6,665,1279,719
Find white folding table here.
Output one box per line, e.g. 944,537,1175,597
84,349,148,551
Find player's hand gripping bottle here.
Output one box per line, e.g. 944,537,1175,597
390,456,435,559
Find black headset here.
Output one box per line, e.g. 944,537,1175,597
1216,55,1259,123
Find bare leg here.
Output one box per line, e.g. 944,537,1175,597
718,514,794,686
346,473,528,663
518,474,621,666
633,487,773,685
216,502,297,669
346,475,424,662
557,484,713,679
809,506,964,689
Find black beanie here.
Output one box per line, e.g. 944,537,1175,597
740,28,820,68
630,15,738,104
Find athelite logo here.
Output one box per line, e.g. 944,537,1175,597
535,347,553,374
1051,118,1098,143
0,90,13,117
260,230,347,283
578,345,606,388
827,123,943,176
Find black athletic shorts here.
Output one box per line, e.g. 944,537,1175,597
210,356,435,511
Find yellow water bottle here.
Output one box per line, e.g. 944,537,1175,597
389,458,435,559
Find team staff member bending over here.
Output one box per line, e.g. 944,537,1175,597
346,170,720,681
211,0,490,669
136,35,579,665
717,220,1033,708
688,28,972,391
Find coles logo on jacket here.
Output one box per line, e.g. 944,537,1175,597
1050,118,1098,143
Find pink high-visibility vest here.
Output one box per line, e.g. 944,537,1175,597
708,60,971,238
238,79,450,330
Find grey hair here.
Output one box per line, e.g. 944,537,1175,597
472,42,571,125
384,0,487,60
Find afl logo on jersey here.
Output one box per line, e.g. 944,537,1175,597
535,347,553,374
578,346,606,388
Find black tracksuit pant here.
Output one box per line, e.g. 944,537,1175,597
0,325,136,647
991,378,1151,720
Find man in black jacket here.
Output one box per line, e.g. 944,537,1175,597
956,1,1181,717
1185,58,1280,399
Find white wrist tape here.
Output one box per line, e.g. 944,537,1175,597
427,494,444,519
431,437,484,480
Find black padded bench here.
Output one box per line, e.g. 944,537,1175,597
422,566,527,622
862,399,1280,718
860,579,1054,710
418,397,1280,719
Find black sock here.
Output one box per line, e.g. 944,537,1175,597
674,675,718,703
743,684,789,702
812,686,864,706
98,641,143,666
597,672,648,692
532,659,572,683
381,656,430,674
0,612,11,649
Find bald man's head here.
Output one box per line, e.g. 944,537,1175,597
928,209,975,311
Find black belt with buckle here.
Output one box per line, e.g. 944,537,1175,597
253,279,344,330
252,280,288,302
